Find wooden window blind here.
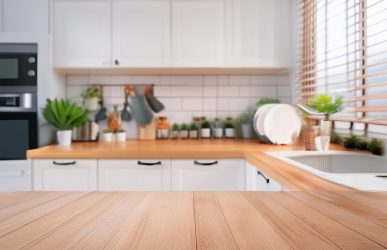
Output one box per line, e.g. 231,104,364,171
298,0,387,130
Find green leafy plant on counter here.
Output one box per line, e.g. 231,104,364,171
81,86,100,98
201,120,211,129
103,128,113,133
43,98,88,131
213,117,223,128
180,123,189,131
171,123,180,131
308,94,344,117
355,138,369,151
224,117,235,129
117,128,125,133
367,138,384,156
343,135,359,149
330,131,343,145
189,123,198,131
256,97,281,107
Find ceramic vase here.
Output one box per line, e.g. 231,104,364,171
57,130,72,146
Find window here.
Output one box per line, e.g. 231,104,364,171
298,0,387,133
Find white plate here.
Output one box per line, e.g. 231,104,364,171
256,104,276,135
263,104,302,144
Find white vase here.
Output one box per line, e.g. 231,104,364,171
57,130,72,146
189,130,198,139
213,128,223,138
225,128,235,138
241,123,253,139
84,97,99,111
180,130,189,139
201,128,211,138
116,132,126,142
104,132,113,142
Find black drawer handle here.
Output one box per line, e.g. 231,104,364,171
53,161,76,166
257,171,270,184
137,161,162,166
194,160,218,166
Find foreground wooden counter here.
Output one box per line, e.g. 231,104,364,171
0,191,386,249
27,140,351,191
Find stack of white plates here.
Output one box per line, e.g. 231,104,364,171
253,104,302,144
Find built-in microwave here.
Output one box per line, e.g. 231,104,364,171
0,43,37,87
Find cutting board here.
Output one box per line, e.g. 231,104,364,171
138,117,156,140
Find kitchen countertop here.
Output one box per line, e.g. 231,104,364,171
0,191,386,249
27,140,352,191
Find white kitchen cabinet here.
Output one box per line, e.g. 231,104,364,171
112,0,171,67
99,159,171,191
0,161,31,191
32,159,97,191
225,0,289,68
245,161,283,191
171,159,245,191
53,0,111,67
0,0,49,33
171,0,224,67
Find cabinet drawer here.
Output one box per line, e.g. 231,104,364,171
255,170,282,191
171,159,245,191
32,159,97,191
99,160,171,191
0,160,31,191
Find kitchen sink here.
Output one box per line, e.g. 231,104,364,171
267,151,387,191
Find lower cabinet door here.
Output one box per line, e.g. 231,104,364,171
255,170,283,191
98,160,171,191
32,159,97,191
171,159,245,191
0,160,31,191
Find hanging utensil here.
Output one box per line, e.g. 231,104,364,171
95,86,107,122
121,85,132,121
128,87,154,126
144,85,165,113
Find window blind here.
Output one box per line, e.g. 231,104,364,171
298,0,387,130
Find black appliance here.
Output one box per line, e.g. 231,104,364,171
0,43,38,160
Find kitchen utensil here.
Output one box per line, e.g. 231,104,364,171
128,89,154,125
95,86,107,122
144,86,164,113
138,116,156,140
263,104,302,144
121,86,132,121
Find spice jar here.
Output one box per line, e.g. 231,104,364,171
157,116,170,139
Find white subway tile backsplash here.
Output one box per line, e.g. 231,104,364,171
217,75,228,85
154,86,171,97
182,98,203,111
228,98,251,111
67,75,89,85
218,86,239,97
203,86,217,97
251,75,288,85
217,98,230,111
228,75,250,85
131,75,160,85
89,75,112,84
159,97,182,111
203,76,217,85
239,86,250,97
161,75,202,85
111,75,132,84
203,98,217,111
250,86,276,97
170,86,203,97
277,86,291,97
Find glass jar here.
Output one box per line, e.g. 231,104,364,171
156,116,170,139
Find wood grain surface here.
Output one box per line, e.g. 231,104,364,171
0,191,386,249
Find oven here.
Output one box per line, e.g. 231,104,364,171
0,43,37,88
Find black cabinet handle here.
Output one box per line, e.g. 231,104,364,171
53,161,76,166
114,59,120,66
194,160,218,166
137,161,162,166
257,171,270,184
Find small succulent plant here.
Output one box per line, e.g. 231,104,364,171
224,117,235,129
172,123,180,131
117,128,125,133
355,138,368,151
103,128,113,133
330,131,343,145
201,120,211,129
367,138,384,156
189,123,198,131
180,123,189,131
343,135,358,149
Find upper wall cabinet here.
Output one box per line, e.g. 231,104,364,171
53,0,111,67
0,0,49,33
171,0,224,67
225,0,289,68
112,0,171,67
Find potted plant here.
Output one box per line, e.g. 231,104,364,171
116,128,126,142
180,123,189,139
103,128,114,142
201,120,211,138
212,117,223,138
81,86,100,111
189,123,198,139
368,138,384,156
171,123,180,139
256,97,281,107
224,117,235,138
236,111,255,139
43,98,88,146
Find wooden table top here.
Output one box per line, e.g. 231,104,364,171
27,140,352,191
0,191,386,249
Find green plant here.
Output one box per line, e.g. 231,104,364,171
308,94,343,115
43,98,88,131
256,98,280,107
201,120,211,129
343,135,359,149
237,111,254,124
172,123,180,131
180,123,189,131
224,117,235,129
213,117,223,128
330,131,343,145
103,128,113,133
367,138,384,156
117,128,125,133
189,123,198,131
81,86,100,99
355,138,368,151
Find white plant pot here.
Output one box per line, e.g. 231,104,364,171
116,132,126,142
189,130,198,139
171,131,179,139
57,130,72,146
180,130,189,139
225,128,235,138
84,97,99,111
103,132,113,142
213,128,223,138
201,128,211,138
241,123,253,139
